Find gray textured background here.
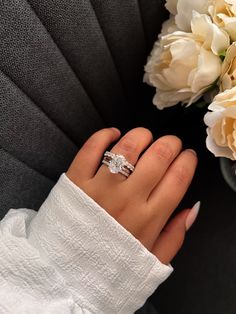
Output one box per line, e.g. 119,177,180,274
1,1,236,313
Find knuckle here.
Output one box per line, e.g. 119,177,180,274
153,141,174,162
83,135,99,150
158,135,182,150
172,165,192,185
126,127,153,143
135,127,153,141
119,136,138,153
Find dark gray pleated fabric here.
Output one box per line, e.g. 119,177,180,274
27,0,129,128
90,0,147,99
0,0,166,217
0,147,54,219
0,0,105,147
0,70,77,180
138,0,169,50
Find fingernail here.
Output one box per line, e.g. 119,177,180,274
185,201,201,231
186,149,197,156
111,127,121,134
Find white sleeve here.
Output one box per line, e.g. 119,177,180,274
0,173,173,314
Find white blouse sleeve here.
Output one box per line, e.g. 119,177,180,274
0,173,173,314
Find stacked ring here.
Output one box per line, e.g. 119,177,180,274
102,151,135,178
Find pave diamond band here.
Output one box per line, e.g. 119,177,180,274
102,151,135,178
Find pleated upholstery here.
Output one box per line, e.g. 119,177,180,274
0,70,77,180
27,0,130,129
0,147,54,219
0,0,166,214
0,0,105,147
138,0,169,51
90,0,147,101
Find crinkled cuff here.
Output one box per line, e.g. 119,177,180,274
28,173,173,313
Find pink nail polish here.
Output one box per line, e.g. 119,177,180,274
185,201,201,231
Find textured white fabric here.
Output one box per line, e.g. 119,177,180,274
0,173,173,313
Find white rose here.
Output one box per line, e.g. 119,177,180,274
209,0,236,41
160,15,179,37
144,12,229,109
165,0,209,31
220,42,236,91
191,11,230,55
165,0,236,39
165,0,178,15
204,87,236,160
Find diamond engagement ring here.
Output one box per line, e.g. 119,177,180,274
102,151,135,178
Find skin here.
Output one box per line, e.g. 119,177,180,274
66,127,198,265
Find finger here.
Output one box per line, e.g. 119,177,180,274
95,127,153,183
126,135,182,198
143,149,197,238
151,209,190,265
66,128,121,182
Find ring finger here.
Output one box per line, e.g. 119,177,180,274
95,127,153,183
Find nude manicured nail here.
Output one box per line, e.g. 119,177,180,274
111,127,121,134
186,149,197,156
185,201,201,231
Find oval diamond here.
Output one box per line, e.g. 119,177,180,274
108,155,125,174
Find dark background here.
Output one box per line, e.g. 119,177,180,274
138,89,236,314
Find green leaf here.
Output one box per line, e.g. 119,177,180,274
195,100,208,109
219,50,226,62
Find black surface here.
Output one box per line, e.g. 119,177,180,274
134,85,236,313
154,149,236,314
139,98,236,314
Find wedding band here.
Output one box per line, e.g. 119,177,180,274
102,151,135,178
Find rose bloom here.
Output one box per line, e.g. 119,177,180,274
160,15,179,36
143,12,229,109
220,42,236,91
166,0,236,40
165,0,209,31
209,0,236,41
204,87,236,160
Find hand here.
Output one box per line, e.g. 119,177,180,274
66,127,198,265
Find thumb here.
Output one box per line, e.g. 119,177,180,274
151,202,200,265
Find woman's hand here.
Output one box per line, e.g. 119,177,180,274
66,127,199,265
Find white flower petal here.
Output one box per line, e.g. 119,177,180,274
175,0,209,31
204,111,224,128
190,48,221,93
206,128,234,159
160,16,179,36
165,0,178,15
209,0,236,41
204,88,236,160
191,11,230,55
223,18,236,41
153,89,193,109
